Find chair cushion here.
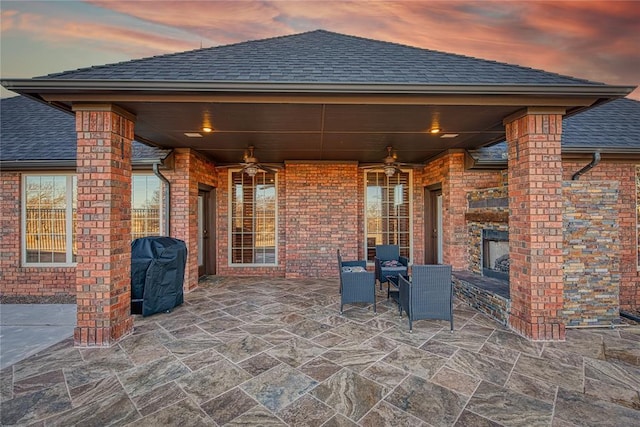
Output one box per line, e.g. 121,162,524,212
343,266,366,273
381,260,401,267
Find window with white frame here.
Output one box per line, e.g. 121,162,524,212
365,171,411,262
22,173,162,266
230,170,277,265
132,174,162,239
23,174,77,265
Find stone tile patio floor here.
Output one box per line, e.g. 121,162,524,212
1,276,639,426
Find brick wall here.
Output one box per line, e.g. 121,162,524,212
562,160,639,311
284,163,360,278
0,172,76,297
165,148,217,290
422,150,503,269
411,169,425,265
563,181,620,326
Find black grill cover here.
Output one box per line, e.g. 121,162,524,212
131,237,187,317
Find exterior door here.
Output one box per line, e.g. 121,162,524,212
424,187,443,264
197,188,216,277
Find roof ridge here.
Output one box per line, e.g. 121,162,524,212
35,29,605,86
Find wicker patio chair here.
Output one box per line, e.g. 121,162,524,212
337,249,367,294
374,244,409,290
337,250,376,314
398,264,453,332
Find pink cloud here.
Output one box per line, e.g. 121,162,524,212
5,1,639,98
1,8,199,58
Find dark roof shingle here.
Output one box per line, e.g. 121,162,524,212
562,98,640,150
0,96,168,164
470,98,640,165
42,30,603,87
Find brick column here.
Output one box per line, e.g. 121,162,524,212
169,149,197,290
74,104,135,347
443,151,468,270
505,108,565,341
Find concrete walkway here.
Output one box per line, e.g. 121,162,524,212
0,304,76,370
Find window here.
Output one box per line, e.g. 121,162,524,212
365,171,411,262
22,173,162,266
23,174,77,265
132,175,162,239
230,170,277,265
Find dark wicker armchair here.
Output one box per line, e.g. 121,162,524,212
337,249,376,314
398,264,453,332
374,245,409,290
337,249,366,294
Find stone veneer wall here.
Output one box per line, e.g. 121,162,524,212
562,161,639,312
563,181,620,326
453,273,510,325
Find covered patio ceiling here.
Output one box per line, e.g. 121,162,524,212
19,89,616,165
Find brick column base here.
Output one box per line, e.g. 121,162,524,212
74,318,134,347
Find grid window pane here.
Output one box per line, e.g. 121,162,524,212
365,171,411,262
230,171,277,264
24,175,73,264
132,175,162,239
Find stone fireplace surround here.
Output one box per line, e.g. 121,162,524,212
457,182,622,329
455,186,511,325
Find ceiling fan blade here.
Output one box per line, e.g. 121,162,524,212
257,164,279,174
396,162,425,168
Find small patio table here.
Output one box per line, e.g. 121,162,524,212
386,273,409,304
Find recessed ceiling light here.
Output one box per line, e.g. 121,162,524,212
184,132,203,137
441,133,459,138
429,127,441,134
202,127,213,133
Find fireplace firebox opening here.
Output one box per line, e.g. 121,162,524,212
482,229,509,282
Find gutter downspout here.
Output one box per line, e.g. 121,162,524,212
572,152,601,180
153,162,171,235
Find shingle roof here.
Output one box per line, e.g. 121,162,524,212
562,98,640,150
469,98,640,165
42,30,603,86
0,96,169,165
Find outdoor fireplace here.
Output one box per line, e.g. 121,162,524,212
482,229,509,282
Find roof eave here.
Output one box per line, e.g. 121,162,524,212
2,79,636,98
467,147,640,169
0,158,165,171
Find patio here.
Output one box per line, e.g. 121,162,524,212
1,276,639,426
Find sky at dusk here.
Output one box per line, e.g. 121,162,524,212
1,0,639,99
